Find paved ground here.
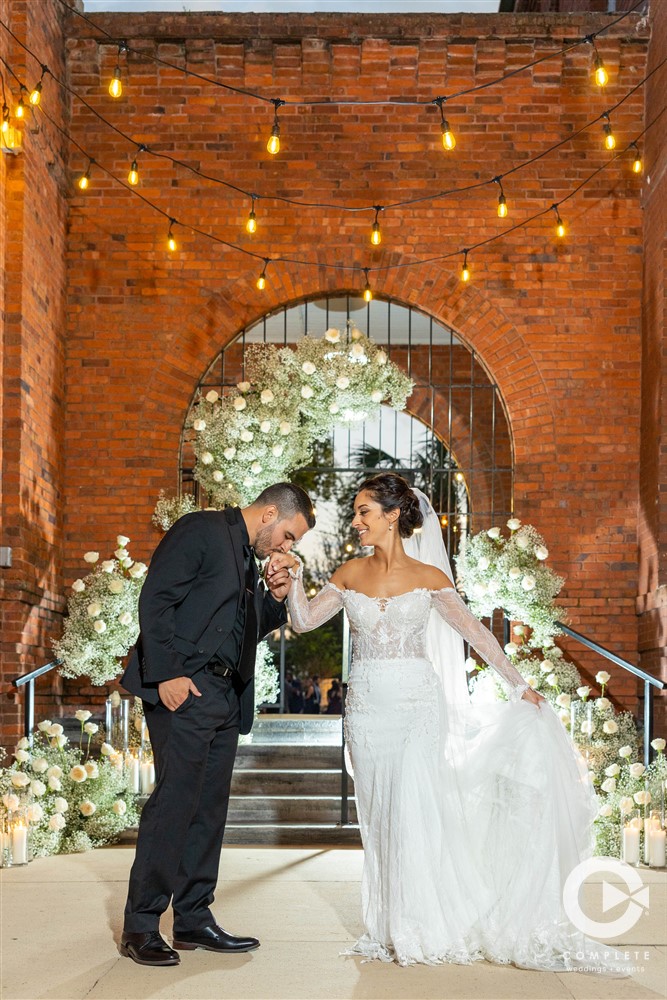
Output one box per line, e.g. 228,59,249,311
1,846,665,1000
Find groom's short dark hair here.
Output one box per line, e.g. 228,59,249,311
253,483,316,529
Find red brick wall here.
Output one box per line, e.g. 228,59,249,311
0,0,69,744
1,6,659,737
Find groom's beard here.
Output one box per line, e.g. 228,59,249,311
253,523,276,561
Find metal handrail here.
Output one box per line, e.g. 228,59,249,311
13,660,62,738
556,621,665,767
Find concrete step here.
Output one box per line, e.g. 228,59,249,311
222,823,361,846
234,743,343,770
231,768,353,796
227,795,358,825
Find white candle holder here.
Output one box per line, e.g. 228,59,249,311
647,809,666,869
105,696,130,751
621,809,642,866
10,810,29,866
0,811,12,868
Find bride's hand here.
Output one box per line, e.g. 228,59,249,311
266,552,299,576
521,688,545,709
265,553,299,601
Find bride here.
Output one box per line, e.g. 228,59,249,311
267,472,631,975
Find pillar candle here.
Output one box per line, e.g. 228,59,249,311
125,753,140,794
11,824,28,865
622,823,640,865
649,828,666,868
140,761,155,795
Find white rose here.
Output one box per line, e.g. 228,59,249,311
93,620,107,634
504,642,519,656
72,578,86,593
261,389,274,403
546,673,558,687
376,350,387,366
580,720,595,736
251,462,262,474
487,526,501,540
577,686,591,700
2,793,20,811
83,551,99,563
223,446,236,460
272,445,284,458
31,757,48,773
233,396,247,411
84,722,98,735
75,710,92,723
53,796,69,814
193,418,206,432
212,470,224,483
555,693,571,709
603,720,618,735
558,710,570,726
30,779,46,797
240,430,254,443
51,735,67,749
11,773,30,788
117,535,130,548
540,659,553,673
605,763,621,777
350,327,362,341
515,533,530,550
526,676,539,689
201,451,213,465
85,761,99,778
113,549,126,561
601,777,616,794
507,518,521,531
279,421,291,436
513,625,525,636
634,790,651,806
260,420,271,433
108,579,124,594
301,386,314,399
49,813,66,831
651,738,666,752
629,763,645,778
596,670,611,685
118,611,133,626
477,556,490,571
27,803,44,823
100,742,114,756
16,737,30,750
521,575,536,591
48,776,62,791
14,749,30,763
129,563,147,578
120,557,134,568
618,745,633,758
112,799,127,816
243,477,253,488
329,403,340,414
534,545,549,560
472,582,487,597
302,361,316,375
87,602,102,617
598,804,613,818
47,765,62,779
237,381,251,393
596,697,611,711
487,579,500,594
619,796,634,814
205,390,219,403
70,765,87,783
336,376,350,390
101,560,115,573
47,723,64,737
324,327,341,343
37,720,52,732
370,390,383,404
79,800,96,817
350,343,366,359
508,567,521,580
465,657,478,674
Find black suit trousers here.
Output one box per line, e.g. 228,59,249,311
123,667,241,934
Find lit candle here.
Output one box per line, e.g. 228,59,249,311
644,817,655,864
622,822,640,865
649,827,666,868
11,823,28,865
140,760,155,795
125,752,140,794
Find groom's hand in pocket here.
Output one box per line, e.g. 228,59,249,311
158,675,202,711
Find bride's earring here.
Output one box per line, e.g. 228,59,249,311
388,523,394,531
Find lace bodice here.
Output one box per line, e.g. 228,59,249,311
287,568,529,703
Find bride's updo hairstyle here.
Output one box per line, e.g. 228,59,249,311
357,473,424,538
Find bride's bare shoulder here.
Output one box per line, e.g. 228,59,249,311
405,558,454,591
330,555,372,590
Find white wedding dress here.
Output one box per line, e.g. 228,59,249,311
288,572,631,976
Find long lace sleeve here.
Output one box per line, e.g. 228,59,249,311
287,560,344,633
431,589,530,703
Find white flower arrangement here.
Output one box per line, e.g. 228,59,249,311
189,328,413,505
0,718,138,858
54,538,145,685
152,491,201,532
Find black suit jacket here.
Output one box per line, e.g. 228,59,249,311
121,509,287,735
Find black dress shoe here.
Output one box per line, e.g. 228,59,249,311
120,930,180,967
172,923,260,953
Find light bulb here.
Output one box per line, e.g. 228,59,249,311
109,67,122,99
29,82,42,106
440,515,448,527
441,120,456,150
267,124,280,155
1,106,9,134
461,263,470,282
594,56,608,88
246,210,257,234
78,172,89,191
15,97,25,119
604,127,615,150
556,221,565,238
257,274,266,291
632,146,643,174
364,283,373,303
128,159,139,185
167,228,177,252
371,221,381,246
497,193,508,219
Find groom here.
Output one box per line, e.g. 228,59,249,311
120,482,315,967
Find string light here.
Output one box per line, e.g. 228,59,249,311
630,141,643,174
29,65,47,106
587,38,609,88
127,144,145,186
363,268,373,303
494,177,508,218
461,250,470,283
551,204,566,238
77,159,92,190
167,218,177,252
1,102,9,133
371,206,382,246
246,197,257,234
15,93,25,119
256,258,269,290
108,43,126,99
602,112,616,150
435,97,456,151
266,98,283,155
